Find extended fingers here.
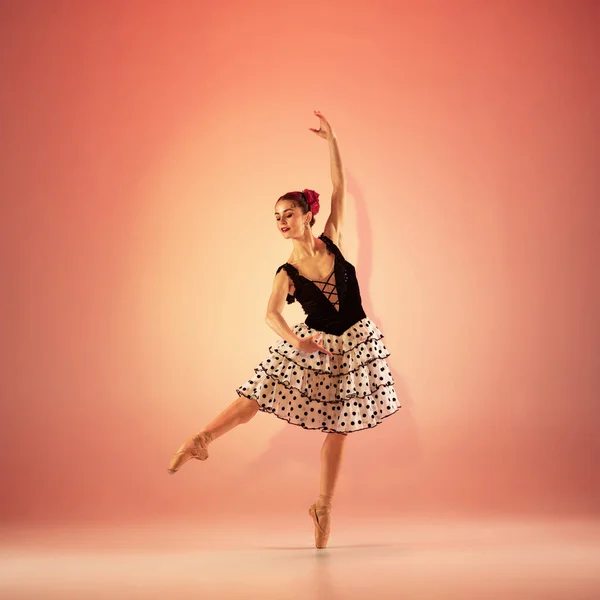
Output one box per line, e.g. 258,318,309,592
312,345,332,357
314,110,330,125
313,336,333,357
305,333,332,356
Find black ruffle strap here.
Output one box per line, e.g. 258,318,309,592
276,263,298,304
318,234,337,255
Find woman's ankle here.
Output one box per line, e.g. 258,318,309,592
317,493,333,508
198,430,214,445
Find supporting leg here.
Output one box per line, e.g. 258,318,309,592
168,396,260,473
318,432,347,507
309,432,348,548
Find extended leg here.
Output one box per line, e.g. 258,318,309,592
203,396,260,441
168,396,259,473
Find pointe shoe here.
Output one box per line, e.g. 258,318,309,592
308,502,331,549
167,432,211,474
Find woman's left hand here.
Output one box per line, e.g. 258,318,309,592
309,110,334,140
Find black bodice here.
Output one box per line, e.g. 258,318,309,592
276,234,367,336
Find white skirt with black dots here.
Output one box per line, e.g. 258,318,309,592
236,317,400,434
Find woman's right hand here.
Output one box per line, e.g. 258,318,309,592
295,334,333,357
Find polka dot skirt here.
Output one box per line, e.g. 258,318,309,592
236,317,401,434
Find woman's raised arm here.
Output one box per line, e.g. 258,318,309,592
309,111,346,247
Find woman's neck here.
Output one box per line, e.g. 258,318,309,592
291,232,320,261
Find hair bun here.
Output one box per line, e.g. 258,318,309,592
302,189,320,215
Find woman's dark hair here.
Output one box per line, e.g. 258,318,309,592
277,191,315,227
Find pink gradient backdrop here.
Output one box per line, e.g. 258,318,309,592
2,0,599,525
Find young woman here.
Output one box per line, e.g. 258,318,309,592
168,111,400,549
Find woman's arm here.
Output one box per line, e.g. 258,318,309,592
266,271,302,348
265,270,333,356
310,111,346,248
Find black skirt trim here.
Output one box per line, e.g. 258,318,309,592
266,346,391,376
270,330,385,359
236,392,401,434
239,364,396,403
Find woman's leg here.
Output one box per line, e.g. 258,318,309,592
168,396,259,472
203,396,260,442
318,432,348,507
310,432,348,548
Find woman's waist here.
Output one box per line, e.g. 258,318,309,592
305,309,367,335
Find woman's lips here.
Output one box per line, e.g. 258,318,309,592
281,227,290,232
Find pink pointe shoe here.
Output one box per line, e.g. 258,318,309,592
167,432,212,474
308,499,332,549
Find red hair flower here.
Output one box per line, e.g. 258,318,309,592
302,189,320,216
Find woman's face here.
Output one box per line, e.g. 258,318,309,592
275,200,308,238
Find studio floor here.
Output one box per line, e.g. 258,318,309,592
1,516,599,599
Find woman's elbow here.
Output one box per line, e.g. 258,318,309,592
265,310,279,324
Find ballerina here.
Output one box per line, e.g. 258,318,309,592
168,111,401,549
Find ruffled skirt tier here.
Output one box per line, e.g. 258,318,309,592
236,317,400,434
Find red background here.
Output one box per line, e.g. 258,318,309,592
2,0,599,525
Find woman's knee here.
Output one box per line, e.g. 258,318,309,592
326,431,348,444
237,396,259,420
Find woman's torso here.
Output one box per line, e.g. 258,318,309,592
277,234,366,335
